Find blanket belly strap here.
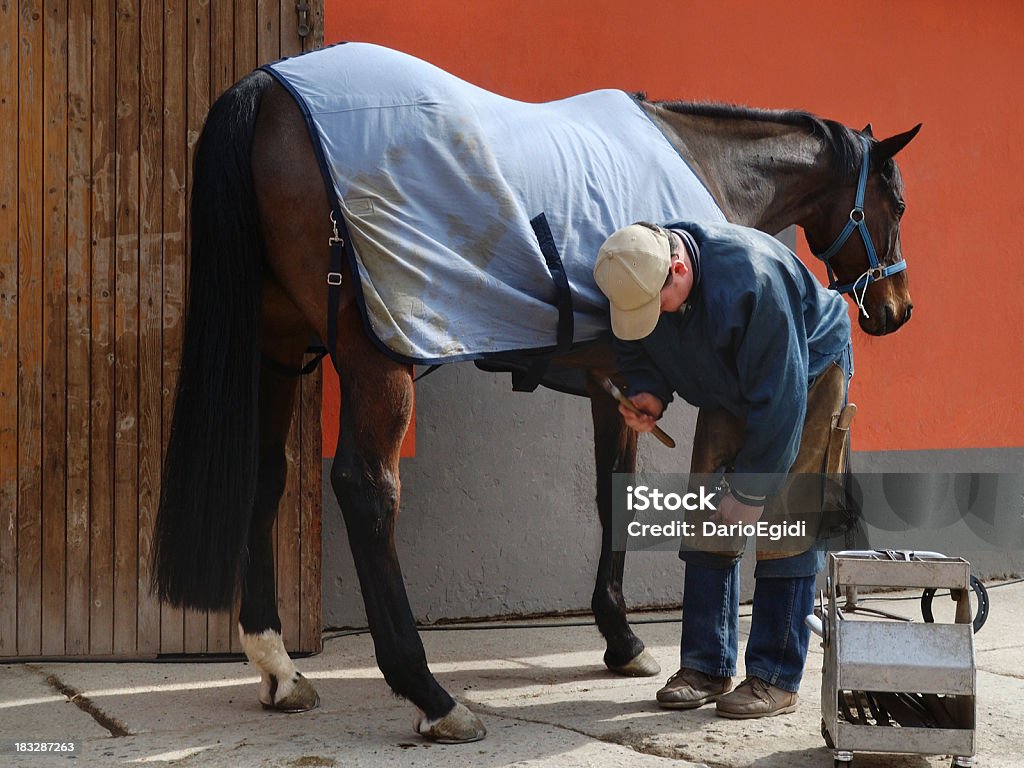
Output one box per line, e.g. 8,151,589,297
262,346,329,378
325,205,349,372
531,213,574,351
513,213,575,392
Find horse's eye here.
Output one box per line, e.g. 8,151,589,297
895,201,906,217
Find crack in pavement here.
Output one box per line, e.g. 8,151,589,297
466,698,708,765
28,665,132,737
984,670,1024,681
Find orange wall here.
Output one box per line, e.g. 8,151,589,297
321,0,1024,454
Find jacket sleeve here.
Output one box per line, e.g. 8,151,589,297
724,284,809,500
613,336,675,410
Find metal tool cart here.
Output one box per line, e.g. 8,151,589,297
807,551,989,768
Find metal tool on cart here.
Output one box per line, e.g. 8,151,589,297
806,550,989,768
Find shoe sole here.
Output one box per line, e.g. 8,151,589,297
657,693,725,710
715,702,798,719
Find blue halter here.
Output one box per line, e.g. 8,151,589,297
812,136,906,317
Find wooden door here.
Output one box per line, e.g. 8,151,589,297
0,0,324,659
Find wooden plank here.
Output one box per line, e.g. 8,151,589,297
89,0,117,656
182,0,211,654
299,363,322,653
0,0,21,658
113,0,141,656
17,0,45,658
159,0,187,657
210,0,232,99
280,0,299,56
308,0,323,51
65,0,94,659
136,0,164,657
87,0,116,657
0,0,18,660
256,0,280,65
233,0,256,79
40,0,70,659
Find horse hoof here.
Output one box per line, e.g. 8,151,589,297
608,648,661,677
415,701,486,743
261,673,321,713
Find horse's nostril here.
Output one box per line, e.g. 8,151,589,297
904,304,913,322
884,304,897,330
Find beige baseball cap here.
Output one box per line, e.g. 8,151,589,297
593,224,671,340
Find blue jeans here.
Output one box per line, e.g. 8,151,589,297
677,344,852,692
678,546,825,692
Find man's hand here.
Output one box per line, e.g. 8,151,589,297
712,493,765,526
618,393,663,433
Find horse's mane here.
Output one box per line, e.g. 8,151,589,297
646,97,863,178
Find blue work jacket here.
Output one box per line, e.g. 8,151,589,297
614,220,851,499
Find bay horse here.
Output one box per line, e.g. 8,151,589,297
153,59,920,742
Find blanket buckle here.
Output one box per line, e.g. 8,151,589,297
327,210,344,286
328,210,345,248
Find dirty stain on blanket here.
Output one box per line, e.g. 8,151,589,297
265,42,724,363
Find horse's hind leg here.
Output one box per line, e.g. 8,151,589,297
330,322,485,742
587,379,661,677
237,288,320,712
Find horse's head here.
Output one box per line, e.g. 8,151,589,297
805,123,921,335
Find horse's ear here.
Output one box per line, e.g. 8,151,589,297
862,123,874,137
873,123,922,161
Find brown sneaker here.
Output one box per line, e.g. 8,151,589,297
715,676,798,719
656,668,733,710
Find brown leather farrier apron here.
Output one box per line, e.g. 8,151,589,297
686,359,855,560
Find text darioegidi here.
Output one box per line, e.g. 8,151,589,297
626,519,807,542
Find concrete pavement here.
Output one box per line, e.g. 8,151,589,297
2,580,1023,768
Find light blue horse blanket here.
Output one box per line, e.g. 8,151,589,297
266,43,724,363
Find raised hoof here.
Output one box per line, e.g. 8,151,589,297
608,648,661,677
261,673,321,713
415,701,487,744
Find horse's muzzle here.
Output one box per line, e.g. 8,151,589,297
860,301,913,336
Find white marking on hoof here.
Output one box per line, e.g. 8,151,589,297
414,701,486,743
608,648,661,677
238,625,319,711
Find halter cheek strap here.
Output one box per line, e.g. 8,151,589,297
812,135,907,318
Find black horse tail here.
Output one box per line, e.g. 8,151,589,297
153,70,273,610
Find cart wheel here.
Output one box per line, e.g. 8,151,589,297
821,719,835,749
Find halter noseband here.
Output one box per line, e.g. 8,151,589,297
812,135,906,318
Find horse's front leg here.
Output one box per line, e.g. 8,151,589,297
587,380,661,677
238,331,320,712
331,354,485,743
